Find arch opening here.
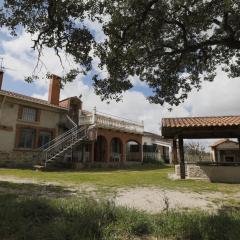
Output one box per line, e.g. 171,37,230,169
126,140,141,162
94,135,107,162
110,137,123,162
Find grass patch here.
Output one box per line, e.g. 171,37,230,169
0,166,240,193
0,194,239,240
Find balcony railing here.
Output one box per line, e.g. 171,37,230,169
79,108,144,134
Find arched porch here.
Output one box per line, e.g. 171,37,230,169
110,137,123,162
94,135,108,162
90,128,143,164
126,140,142,162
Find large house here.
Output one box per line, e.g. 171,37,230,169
0,70,145,168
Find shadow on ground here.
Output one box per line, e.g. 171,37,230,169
44,164,170,173
0,181,73,198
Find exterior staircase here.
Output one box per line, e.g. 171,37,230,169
36,125,88,168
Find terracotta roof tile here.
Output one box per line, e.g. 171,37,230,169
162,116,240,128
0,90,68,110
211,139,238,148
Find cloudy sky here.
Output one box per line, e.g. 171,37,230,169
0,22,240,147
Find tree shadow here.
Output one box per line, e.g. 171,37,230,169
44,164,171,173
0,181,73,198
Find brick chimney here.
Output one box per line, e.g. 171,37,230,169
48,74,61,106
0,70,3,90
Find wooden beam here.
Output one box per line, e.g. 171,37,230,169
172,139,178,165
162,126,240,139
238,138,240,162
178,138,186,179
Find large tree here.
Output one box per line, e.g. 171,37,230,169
1,0,240,106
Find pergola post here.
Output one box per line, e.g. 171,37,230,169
91,142,95,163
238,138,240,162
178,138,186,179
172,139,178,165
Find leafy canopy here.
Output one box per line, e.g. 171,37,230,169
1,0,240,106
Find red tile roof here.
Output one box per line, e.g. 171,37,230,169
0,90,68,110
211,139,238,148
162,116,240,128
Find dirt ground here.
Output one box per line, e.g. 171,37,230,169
0,176,235,212
115,187,226,212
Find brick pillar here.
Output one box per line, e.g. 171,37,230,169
48,74,61,105
106,139,110,162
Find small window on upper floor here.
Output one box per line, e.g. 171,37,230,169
22,107,37,122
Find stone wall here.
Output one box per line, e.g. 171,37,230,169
0,150,39,168
175,164,240,183
175,164,208,179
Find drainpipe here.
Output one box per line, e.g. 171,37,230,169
0,95,6,124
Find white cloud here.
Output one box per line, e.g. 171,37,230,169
2,29,240,139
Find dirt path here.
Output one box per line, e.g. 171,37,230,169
0,176,233,212
115,187,226,212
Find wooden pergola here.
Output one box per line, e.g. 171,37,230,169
161,116,240,179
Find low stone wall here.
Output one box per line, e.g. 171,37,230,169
175,164,208,179
200,165,240,183
0,150,39,168
175,164,240,183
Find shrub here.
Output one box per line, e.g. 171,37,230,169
0,195,240,240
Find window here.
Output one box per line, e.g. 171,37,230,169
38,131,52,148
22,107,37,122
18,128,36,148
225,156,234,162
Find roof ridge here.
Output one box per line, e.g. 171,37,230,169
0,89,68,110
163,115,240,119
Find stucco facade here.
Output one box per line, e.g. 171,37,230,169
0,93,68,167
0,73,145,168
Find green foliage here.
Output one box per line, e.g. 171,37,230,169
143,156,164,165
0,194,240,240
95,0,240,105
1,1,240,105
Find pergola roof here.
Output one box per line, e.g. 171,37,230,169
162,116,240,139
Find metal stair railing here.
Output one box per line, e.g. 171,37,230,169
43,126,87,167
39,115,77,151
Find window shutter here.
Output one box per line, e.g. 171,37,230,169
36,109,41,122
18,106,23,120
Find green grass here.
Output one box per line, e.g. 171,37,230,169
0,165,240,193
0,194,239,240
